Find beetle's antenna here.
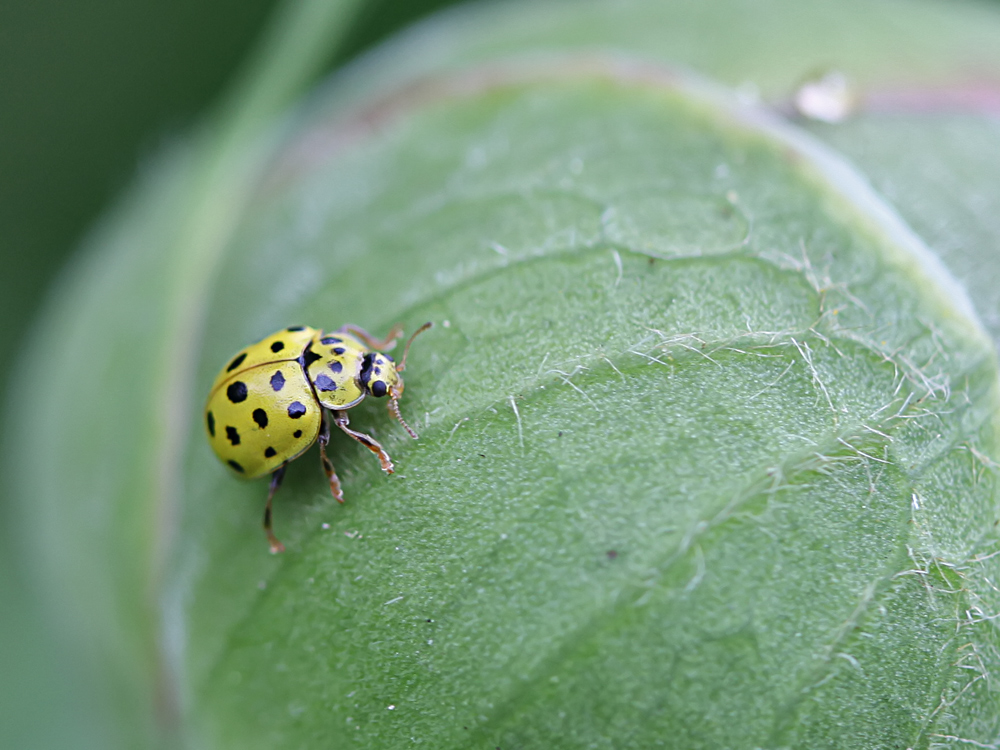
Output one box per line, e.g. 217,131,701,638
396,322,433,373
388,386,418,439
387,322,430,438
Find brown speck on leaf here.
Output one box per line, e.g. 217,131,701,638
607,550,618,559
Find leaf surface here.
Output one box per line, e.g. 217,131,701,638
177,67,1000,747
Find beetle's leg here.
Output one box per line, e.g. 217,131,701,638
336,323,403,351
332,410,394,474
263,464,287,554
318,410,345,504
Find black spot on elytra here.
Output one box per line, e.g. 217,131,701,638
299,343,322,368
286,325,305,332
329,360,342,374
293,430,303,439
359,353,374,384
228,459,245,473
225,426,241,445
270,370,285,391
315,373,336,392
264,447,277,458
227,381,248,403
271,340,285,353
333,347,346,355
371,380,387,398
252,408,268,428
320,336,341,345
206,411,215,437
226,352,247,372
288,401,307,419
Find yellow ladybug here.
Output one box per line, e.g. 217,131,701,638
205,322,432,553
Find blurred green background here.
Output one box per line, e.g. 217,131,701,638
0,0,466,394
0,2,459,747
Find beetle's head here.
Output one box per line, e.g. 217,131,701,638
360,322,433,438
360,351,400,401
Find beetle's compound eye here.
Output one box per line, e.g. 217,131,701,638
371,380,387,398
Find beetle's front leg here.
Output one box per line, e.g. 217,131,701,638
332,410,394,473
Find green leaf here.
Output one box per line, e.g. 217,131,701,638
6,0,1000,748
180,67,1000,748
805,114,1000,350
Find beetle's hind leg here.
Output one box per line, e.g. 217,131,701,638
263,464,287,554
336,323,403,351
319,410,345,504
332,410,394,474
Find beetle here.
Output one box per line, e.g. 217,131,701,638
205,322,431,552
